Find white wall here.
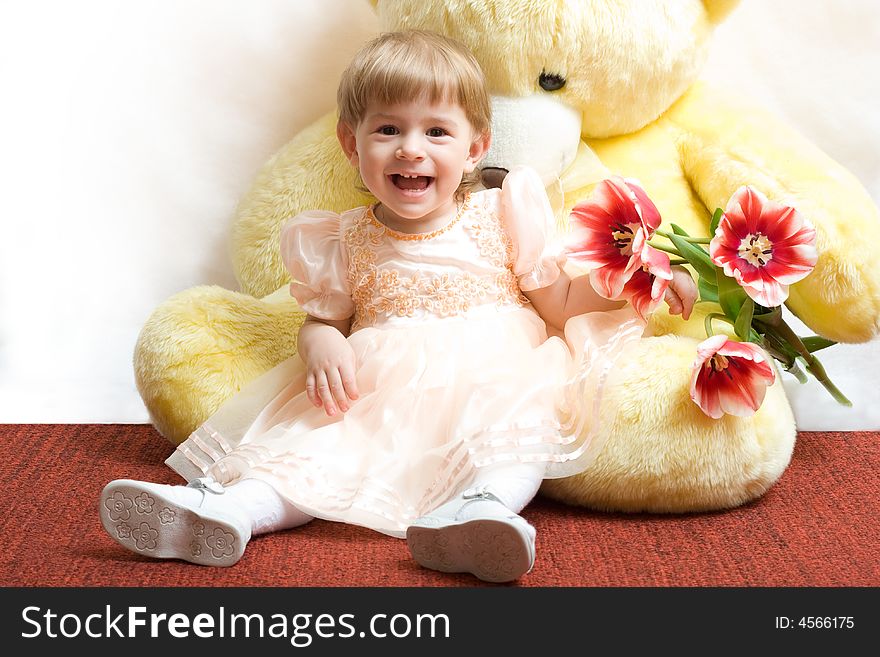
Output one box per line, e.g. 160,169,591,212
0,0,877,428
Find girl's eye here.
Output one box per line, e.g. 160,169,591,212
378,126,398,135
427,128,447,137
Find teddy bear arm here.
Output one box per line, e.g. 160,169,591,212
231,111,372,299
666,82,880,343
134,285,306,444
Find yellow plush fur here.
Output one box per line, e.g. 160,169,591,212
135,286,305,440
134,0,879,512
541,334,796,512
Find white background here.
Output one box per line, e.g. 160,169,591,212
0,0,877,429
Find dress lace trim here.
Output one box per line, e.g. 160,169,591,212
366,195,470,241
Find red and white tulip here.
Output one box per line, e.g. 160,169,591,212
618,240,673,320
567,176,663,300
709,186,817,307
690,335,776,419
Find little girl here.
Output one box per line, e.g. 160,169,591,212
101,30,696,583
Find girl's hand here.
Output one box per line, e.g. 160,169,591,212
664,265,698,320
298,316,360,417
305,345,360,417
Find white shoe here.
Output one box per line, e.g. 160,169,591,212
406,486,536,583
99,477,251,567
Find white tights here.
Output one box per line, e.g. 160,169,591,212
223,478,314,536
225,460,545,536
468,461,546,513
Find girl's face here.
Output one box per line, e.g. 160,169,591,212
338,97,489,233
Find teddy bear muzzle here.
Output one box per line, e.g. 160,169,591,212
481,94,582,187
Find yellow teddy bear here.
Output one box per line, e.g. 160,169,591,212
135,0,880,512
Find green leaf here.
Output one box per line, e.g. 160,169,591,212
716,272,748,321
697,277,718,303
670,223,690,237
666,233,717,284
734,297,755,340
802,336,838,353
710,208,724,236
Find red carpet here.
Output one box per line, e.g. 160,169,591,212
1,424,877,587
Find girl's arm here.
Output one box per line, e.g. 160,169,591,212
297,315,359,417
524,267,697,331
523,273,623,331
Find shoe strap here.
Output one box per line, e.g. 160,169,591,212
461,485,504,504
455,485,512,520
187,476,225,495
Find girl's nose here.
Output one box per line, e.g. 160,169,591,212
396,136,425,160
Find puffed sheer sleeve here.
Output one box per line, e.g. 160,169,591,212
500,165,565,291
280,211,354,320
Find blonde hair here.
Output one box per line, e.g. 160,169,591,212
337,30,491,198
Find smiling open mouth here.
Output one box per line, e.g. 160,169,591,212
391,174,433,191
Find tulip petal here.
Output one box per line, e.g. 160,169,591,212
626,178,662,233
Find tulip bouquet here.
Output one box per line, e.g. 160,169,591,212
565,177,851,419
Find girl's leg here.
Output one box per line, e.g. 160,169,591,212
467,461,545,514
406,461,545,583
223,478,314,535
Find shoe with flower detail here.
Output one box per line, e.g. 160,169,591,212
406,486,536,583
99,477,251,567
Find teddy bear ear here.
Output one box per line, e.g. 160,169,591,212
702,0,740,24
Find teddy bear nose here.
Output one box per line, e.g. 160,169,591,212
539,71,566,91
480,167,509,189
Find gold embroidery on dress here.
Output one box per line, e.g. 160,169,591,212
367,197,469,242
464,194,529,307
344,195,526,330
464,200,510,269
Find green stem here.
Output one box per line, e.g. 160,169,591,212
785,359,810,384
646,241,682,257
759,333,808,383
669,259,688,266
754,313,852,406
704,313,732,337
761,327,797,363
656,230,711,244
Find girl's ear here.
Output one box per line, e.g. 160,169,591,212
336,121,359,167
464,132,491,174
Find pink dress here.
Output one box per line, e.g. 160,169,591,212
166,167,644,537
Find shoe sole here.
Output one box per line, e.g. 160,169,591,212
99,480,244,567
406,517,534,583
